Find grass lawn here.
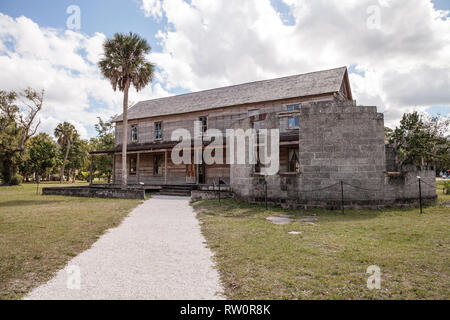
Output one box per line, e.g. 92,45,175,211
0,182,141,300
436,180,450,203
193,198,450,300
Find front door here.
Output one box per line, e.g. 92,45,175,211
198,162,206,184
186,163,196,184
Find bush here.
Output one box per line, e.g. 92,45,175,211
444,181,450,195
9,174,23,186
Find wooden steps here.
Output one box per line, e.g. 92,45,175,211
158,185,197,196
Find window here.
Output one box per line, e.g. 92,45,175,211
155,121,162,140
199,117,208,133
288,149,300,173
131,125,138,142
248,110,259,117
129,156,137,175
153,154,162,175
287,104,300,129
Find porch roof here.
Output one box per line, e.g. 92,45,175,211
90,132,299,155
90,141,178,155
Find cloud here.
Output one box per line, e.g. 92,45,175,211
0,13,169,139
1,0,449,140
144,0,450,127
141,0,163,19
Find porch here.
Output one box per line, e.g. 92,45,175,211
89,131,300,189
89,141,230,188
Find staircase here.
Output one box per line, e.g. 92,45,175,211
159,185,196,197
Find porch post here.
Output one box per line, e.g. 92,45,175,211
137,153,141,184
89,155,93,186
164,150,168,185
111,154,115,185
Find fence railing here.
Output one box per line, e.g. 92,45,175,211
257,178,437,213
213,177,437,214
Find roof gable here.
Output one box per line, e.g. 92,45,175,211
115,66,348,122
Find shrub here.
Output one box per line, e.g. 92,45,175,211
9,174,23,186
444,181,450,195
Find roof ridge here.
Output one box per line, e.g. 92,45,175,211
134,66,347,105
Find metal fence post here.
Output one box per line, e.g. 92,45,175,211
218,177,221,205
340,181,344,214
418,178,423,214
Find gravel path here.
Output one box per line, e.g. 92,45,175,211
25,196,224,300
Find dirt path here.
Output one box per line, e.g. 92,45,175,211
25,196,224,300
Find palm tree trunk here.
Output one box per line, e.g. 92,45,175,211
60,140,71,184
121,82,130,190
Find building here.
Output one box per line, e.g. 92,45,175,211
92,66,437,208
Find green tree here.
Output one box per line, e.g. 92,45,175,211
91,116,115,183
19,139,33,182
28,133,57,187
0,88,44,185
66,138,90,182
384,127,393,145
54,122,78,183
98,32,154,189
390,111,450,168
423,115,450,172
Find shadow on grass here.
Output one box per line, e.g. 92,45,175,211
0,200,66,208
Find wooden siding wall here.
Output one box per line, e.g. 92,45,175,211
114,152,232,185
278,146,299,173
279,147,289,172
114,153,187,185
113,94,337,184
115,94,335,146
204,152,230,184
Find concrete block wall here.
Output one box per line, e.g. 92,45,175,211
383,166,436,205
297,100,386,203
230,100,437,209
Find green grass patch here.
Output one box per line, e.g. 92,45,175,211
193,199,450,299
437,180,450,203
0,182,140,299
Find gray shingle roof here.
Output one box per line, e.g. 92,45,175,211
115,66,348,122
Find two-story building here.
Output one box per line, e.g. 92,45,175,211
97,66,352,186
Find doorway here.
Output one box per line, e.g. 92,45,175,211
198,162,206,184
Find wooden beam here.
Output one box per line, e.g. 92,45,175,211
115,149,169,155
111,154,115,184
137,153,141,184
164,151,168,185
89,155,93,186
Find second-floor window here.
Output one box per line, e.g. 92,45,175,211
199,117,208,133
287,104,300,129
131,125,138,142
155,121,162,140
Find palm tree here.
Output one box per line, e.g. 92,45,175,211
98,32,154,189
54,122,78,184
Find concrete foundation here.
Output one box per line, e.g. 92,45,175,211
42,186,145,200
